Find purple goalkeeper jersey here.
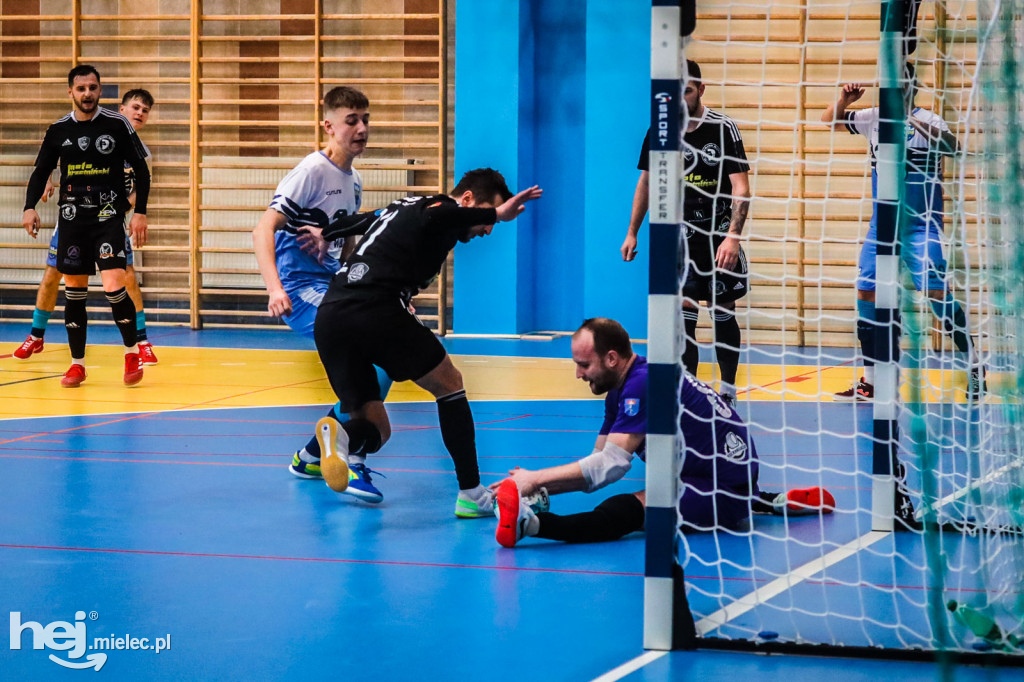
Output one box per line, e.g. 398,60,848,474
598,356,758,492
678,372,759,493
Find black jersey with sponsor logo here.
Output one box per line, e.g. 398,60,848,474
28,108,149,226
638,108,749,235
320,194,497,308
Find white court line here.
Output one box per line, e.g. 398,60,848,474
591,650,667,682
591,530,890,682
915,458,1024,520
694,531,889,634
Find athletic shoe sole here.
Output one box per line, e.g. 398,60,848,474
495,479,523,548
343,484,383,504
288,464,321,480
317,417,350,492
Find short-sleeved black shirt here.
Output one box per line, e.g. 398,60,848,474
638,108,749,233
321,194,498,308
30,108,149,225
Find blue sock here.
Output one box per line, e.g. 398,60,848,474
136,311,148,342
30,308,52,338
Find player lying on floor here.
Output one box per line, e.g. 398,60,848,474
491,317,835,547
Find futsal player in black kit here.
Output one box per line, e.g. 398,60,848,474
22,65,151,387
621,59,751,406
309,169,542,517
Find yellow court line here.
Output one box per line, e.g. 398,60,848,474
0,343,998,420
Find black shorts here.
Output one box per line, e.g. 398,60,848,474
682,236,749,305
55,216,128,275
314,294,446,412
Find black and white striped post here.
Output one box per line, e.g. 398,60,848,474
644,0,697,650
872,0,908,531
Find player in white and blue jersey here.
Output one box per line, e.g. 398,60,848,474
822,64,983,401
253,86,392,503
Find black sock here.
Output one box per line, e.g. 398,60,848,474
104,287,137,347
341,418,382,455
436,390,479,490
713,310,741,386
64,287,89,360
535,493,645,543
752,490,777,514
682,308,699,375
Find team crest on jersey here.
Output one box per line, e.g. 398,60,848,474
714,280,727,296
98,204,116,220
723,431,748,461
78,136,90,151
61,204,77,221
701,143,721,164
95,134,115,154
624,398,640,416
98,243,114,259
346,262,370,283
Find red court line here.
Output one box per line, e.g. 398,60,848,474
0,375,333,446
0,453,596,479
0,446,581,461
0,542,643,577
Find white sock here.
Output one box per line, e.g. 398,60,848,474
71,358,85,366
460,484,490,504
524,509,541,537
720,382,737,399
863,366,874,384
297,448,318,464
348,453,367,466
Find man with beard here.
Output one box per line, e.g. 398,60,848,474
22,64,151,387
491,317,834,548
620,59,751,407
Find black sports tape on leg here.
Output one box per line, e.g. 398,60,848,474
535,494,645,544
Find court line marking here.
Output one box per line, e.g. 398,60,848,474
593,530,890,682
0,542,644,578
915,458,1024,520
591,651,666,682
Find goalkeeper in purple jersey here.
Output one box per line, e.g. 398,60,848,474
491,318,834,548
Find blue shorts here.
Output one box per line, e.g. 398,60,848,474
46,224,134,268
282,282,328,339
857,172,948,293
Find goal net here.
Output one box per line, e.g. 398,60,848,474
644,0,1024,660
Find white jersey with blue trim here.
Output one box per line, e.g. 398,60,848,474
844,106,950,178
269,151,362,291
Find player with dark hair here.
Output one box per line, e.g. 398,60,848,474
21,65,151,387
15,87,159,365
621,59,751,407
822,64,984,401
252,86,396,502
492,317,834,547
304,169,542,516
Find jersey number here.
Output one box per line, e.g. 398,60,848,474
355,208,398,256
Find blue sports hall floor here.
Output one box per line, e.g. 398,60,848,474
0,320,1020,680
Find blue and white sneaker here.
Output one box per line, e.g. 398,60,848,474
343,462,385,504
288,450,322,479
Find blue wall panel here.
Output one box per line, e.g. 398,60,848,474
455,0,649,338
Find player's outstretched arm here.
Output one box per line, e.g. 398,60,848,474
495,185,543,222
821,83,865,128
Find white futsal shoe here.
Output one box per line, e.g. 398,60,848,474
317,417,351,493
